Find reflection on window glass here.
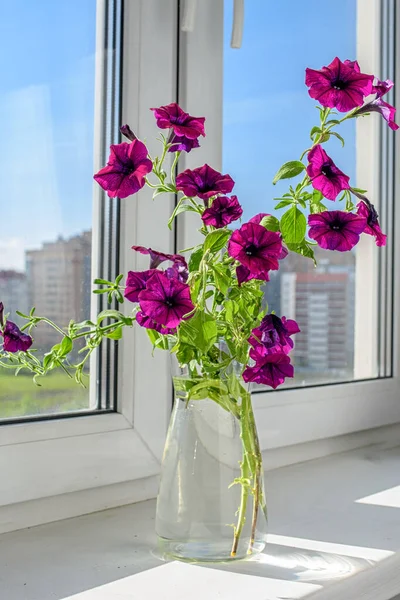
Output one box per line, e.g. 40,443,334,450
0,0,96,418
223,0,366,386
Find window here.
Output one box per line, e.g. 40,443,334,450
1,0,400,534
179,0,400,447
0,0,97,419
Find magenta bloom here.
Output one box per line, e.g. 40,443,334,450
136,311,176,335
138,271,194,328
1,320,33,353
151,103,205,141
176,164,234,201
307,145,350,201
132,245,187,270
308,210,367,252
372,78,394,98
94,141,152,199
305,57,374,112
250,314,300,355
228,222,282,276
236,265,270,286
354,98,399,131
201,195,243,228
243,351,294,389
357,199,387,247
124,270,155,303
168,134,200,153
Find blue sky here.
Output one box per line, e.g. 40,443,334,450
223,0,356,220
0,0,356,270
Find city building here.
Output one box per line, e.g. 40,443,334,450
0,270,29,325
280,249,355,380
26,232,92,350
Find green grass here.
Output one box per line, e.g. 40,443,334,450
0,371,89,419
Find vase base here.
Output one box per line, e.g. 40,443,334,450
157,536,266,563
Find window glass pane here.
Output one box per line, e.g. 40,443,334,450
223,0,378,387
0,0,96,419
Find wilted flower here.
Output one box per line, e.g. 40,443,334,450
124,270,155,303
138,271,194,328
372,78,394,98
94,140,152,198
201,195,243,228
151,103,205,141
308,210,367,252
168,135,200,153
0,320,33,353
132,245,187,270
305,57,374,112
249,314,300,355
228,222,282,278
353,98,399,131
356,198,387,247
307,145,350,201
243,350,294,389
136,311,176,335
176,164,234,201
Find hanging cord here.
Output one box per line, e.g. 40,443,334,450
181,0,197,32
231,0,244,48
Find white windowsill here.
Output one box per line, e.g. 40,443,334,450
2,443,400,600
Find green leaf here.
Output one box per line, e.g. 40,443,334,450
329,131,345,147
212,265,231,295
273,161,305,185
188,246,204,272
274,199,293,210
310,190,327,214
178,310,218,353
188,379,229,401
167,199,198,230
310,126,321,139
280,206,307,244
260,215,280,232
326,119,341,127
287,240,316,266
60,336,73,356
105,327,123,340
203,229,231,254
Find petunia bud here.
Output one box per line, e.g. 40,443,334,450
120,124,137,141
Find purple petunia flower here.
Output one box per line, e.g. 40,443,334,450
242,350,294,389
356,199,387,247
138,271,194,328
372,78,394,98
151,103,205,141
236,265,270,286
307,145,350,201
94,140,153,199
0,320,33,353
305,57,374,112
353,98,399,131
136,311,176,335
308,210,367,252
168,134,200,153
132,245,188,271
124,270,156,303
176,164,235,202
201,195,243,228
228,222,283,277
120,124,137,141
249,314,300,355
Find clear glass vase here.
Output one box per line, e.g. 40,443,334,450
156,359,268,562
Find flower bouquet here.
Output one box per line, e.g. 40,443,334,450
0,58,396,560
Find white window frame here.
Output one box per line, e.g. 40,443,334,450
1,0,399,535
0,0,178,534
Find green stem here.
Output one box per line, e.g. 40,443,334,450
231,390,253,557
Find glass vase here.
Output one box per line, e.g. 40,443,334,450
155,359,268,562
